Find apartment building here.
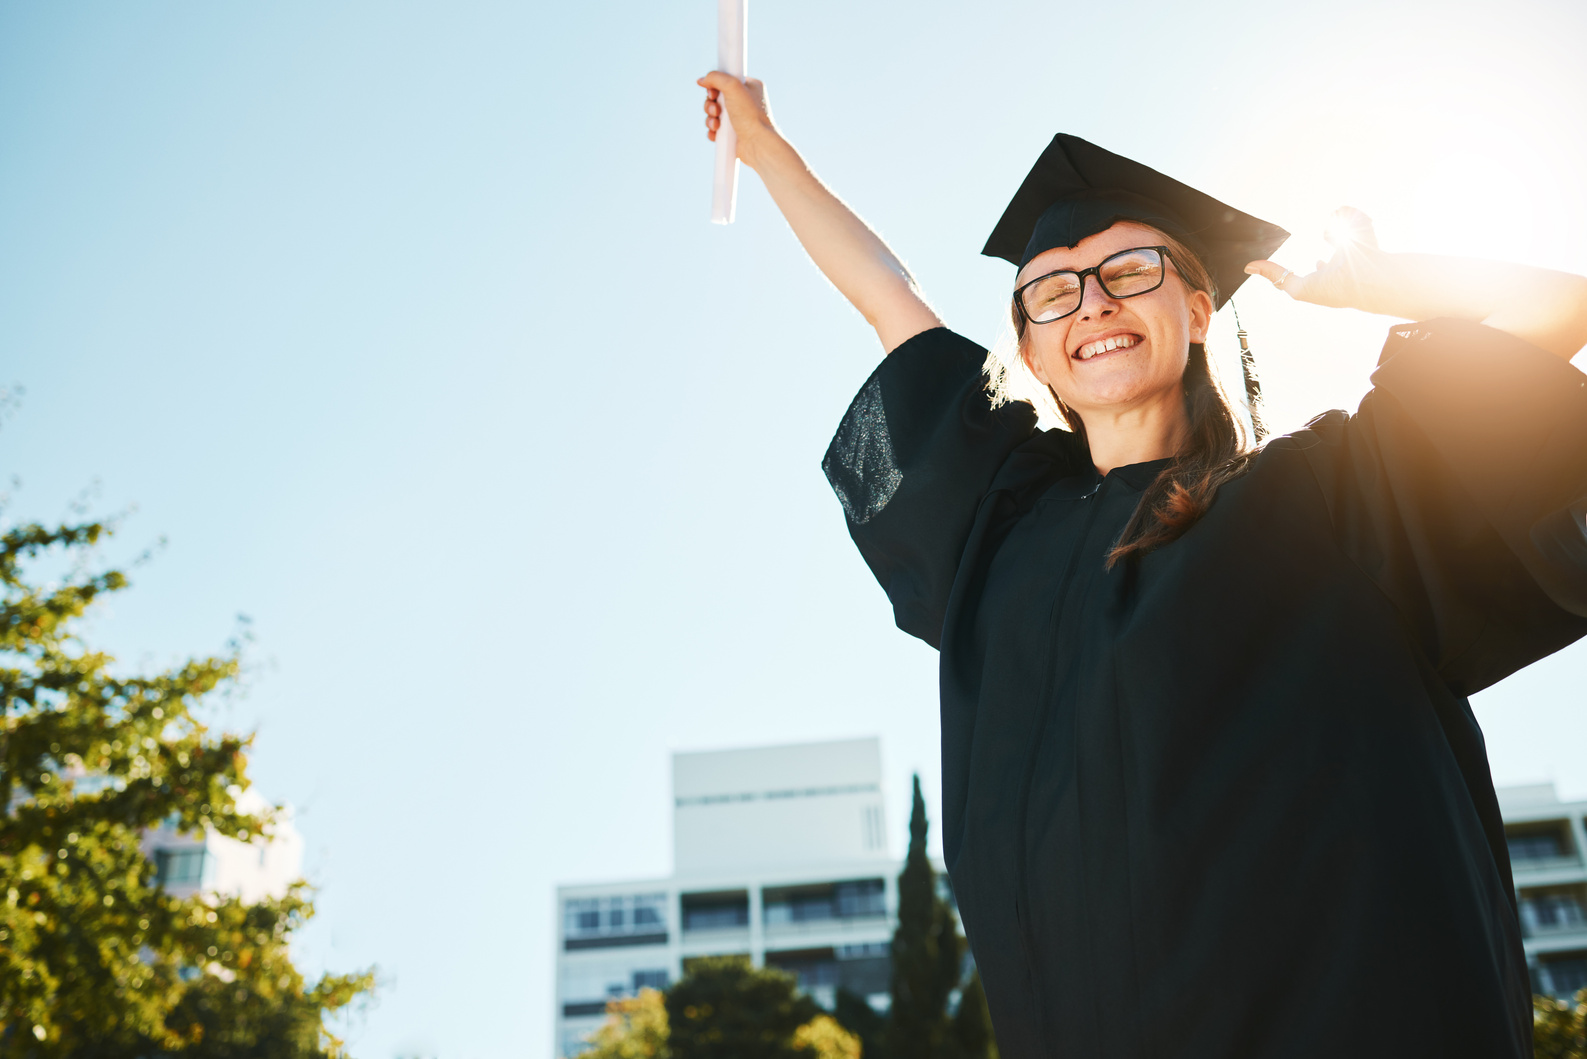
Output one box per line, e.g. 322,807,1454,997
1500,782,1587,999
554,738,903,1058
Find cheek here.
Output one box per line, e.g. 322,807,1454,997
1022,330,1071,386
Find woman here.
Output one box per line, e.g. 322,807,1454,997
699,72,1587,1059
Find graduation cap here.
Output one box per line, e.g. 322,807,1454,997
983,133,1290,437
982,133,1288,311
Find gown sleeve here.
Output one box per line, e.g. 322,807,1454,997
822,327,1040,648
1289,317,1587,694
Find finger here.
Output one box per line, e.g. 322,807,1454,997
1325,206,1380,251
1244,260,1307,299
699,70,743,94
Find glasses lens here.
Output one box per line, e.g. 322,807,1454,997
1021,272,1083,323
1098,248,1165,299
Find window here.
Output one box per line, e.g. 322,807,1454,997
1544,954,1587,999
154,848,209,887
1509,830,1567,863
567,899,602,935
835,880,886,918
861,805,886,851
1521,891,1587,934
564,894,669,949
767,948,841,991
764,879,886,925
682,891,749,931
633,969,669,992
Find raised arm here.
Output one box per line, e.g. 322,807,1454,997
699,72,943,353
1246,208,1587,361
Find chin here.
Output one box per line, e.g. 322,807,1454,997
1065,373,1165,411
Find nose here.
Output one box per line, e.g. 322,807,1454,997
1076,272,1119,320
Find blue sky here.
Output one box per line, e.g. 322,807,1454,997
4,2,1587,1055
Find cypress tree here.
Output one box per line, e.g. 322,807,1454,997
833,987,886,1059
950,970,999,1059
886,775,954,1058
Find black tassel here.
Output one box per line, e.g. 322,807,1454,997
1232,303,1267,444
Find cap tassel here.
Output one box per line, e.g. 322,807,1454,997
1231,303,1267,445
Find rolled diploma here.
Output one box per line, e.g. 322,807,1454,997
711,0,747,225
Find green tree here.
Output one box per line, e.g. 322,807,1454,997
949,971,998,1059
884,775,962,1059
833,987,885,1059
0,519,374,1057
1535,988,1587,1059
581,989,669,1059
662,957,859,1059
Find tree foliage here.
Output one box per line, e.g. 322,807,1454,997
0,520,374,1057
665,957,829,1059
949,971,998,1059
833,988,885,1059
883,775,967,1059
582,989,668,1059
582,782,999,1059
579,960,860,1059
791,1015,862,1059
1535,989,1587,1059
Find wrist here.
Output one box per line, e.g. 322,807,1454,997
735,113,792,166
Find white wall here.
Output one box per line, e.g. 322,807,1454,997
672,738,889,876
141,786,303,903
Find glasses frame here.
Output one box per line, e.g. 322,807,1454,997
1013,245,1176,325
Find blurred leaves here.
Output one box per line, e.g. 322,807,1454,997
581,988,668,1059
0,519,374,1057
1536,988,1587,1059
577,960,860,1059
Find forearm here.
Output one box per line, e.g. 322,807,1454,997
1355,253,1587,361
745,132,943,352
1251,212,1587,361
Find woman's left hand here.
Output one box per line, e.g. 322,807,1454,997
1244,207,1409,317
1244,207,1587,360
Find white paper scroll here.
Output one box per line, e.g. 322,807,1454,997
711,0,747,225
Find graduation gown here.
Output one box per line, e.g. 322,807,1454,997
822,319,1587,1059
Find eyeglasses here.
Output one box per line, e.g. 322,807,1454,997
1013,245,1174,325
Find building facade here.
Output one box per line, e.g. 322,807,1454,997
139,784,304,903
554,738,906,1059
1499,783,1587,999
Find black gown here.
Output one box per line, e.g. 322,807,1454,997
822,319,1587,1059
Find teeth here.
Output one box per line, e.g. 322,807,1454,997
1076,334,1140,360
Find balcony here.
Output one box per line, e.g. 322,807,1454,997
1508,826,1584,880
762,878,887,941
563,893,669,951
680,890,750,945
1521,889,1587,944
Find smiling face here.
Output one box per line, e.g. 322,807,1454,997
1017,221,1213,425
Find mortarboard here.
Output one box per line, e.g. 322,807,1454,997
982,133,1289,311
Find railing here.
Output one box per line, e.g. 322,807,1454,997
1512,855,1585,874
762,913,889,938
1525,919,1587,939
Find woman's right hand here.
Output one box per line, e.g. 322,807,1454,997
698,72,778,169
691,72,944,351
